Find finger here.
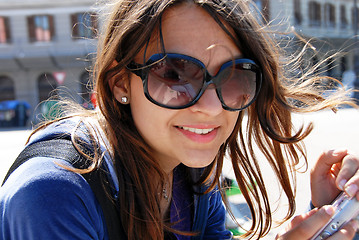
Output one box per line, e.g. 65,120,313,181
344,173,359,198
330,163,341,178
312,149,348,178
311,150,348,206
289,208,318,228
328,219,359,240
276,206,335,240
336,154,359,192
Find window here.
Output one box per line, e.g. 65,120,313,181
294,0,302,25
326,58,334,77
27,15,55,42
79,71,94,109
38,73,57,102
0,76,15,101
352,7,359,30
0,16,11,44
308,1,321,27
324,4,336,28
80,71,91,102
311,56,319,75
340,5,348,28
71,12,98,39
340,57,347,75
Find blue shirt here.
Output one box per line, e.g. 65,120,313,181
1,157,108,240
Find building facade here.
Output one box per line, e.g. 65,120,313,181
0,0,358,125
0,0,98,124
268,0,358,80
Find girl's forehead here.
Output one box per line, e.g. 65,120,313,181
136,3,241,64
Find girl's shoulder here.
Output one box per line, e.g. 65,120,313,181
0,156,108,239
0,117,110,239
1,156,92,202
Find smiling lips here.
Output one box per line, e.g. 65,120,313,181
178,126,215,135
176,125,218,143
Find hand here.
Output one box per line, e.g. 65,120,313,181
276,206,358,240
310,149,359,207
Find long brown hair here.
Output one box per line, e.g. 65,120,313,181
32,0,353,239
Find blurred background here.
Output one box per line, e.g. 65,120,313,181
0,0,359,126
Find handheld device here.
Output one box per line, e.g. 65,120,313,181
310,192,359,240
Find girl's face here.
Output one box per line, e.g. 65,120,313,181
115,3,241,173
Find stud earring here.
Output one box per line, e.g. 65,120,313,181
121,96,129,104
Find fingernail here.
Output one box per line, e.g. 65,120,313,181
339,179,347,191
332,149,347,156
323,205,335,216
345,184,359,198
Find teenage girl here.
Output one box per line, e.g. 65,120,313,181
1,0,359,239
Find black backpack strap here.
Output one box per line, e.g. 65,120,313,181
2,139,81,184
2,139,125,240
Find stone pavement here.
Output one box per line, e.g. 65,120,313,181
0,127,31,182
1,108,359,239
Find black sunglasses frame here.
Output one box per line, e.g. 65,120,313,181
127,53,262,111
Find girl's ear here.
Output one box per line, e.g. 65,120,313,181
109,60,131,104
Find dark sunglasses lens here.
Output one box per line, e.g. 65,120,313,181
147,58,204,107
218,64,258,110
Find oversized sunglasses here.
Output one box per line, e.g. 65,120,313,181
127,53,262,111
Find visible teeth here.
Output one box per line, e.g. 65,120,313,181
180,126,214,134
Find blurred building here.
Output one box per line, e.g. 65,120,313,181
0,0,358,125
0,0,98,124
265,0,357,82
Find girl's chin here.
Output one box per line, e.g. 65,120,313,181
181,159,215,169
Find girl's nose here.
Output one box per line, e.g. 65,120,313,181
189,84,223,115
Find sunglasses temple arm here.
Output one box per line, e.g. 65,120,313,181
126,62,145,78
